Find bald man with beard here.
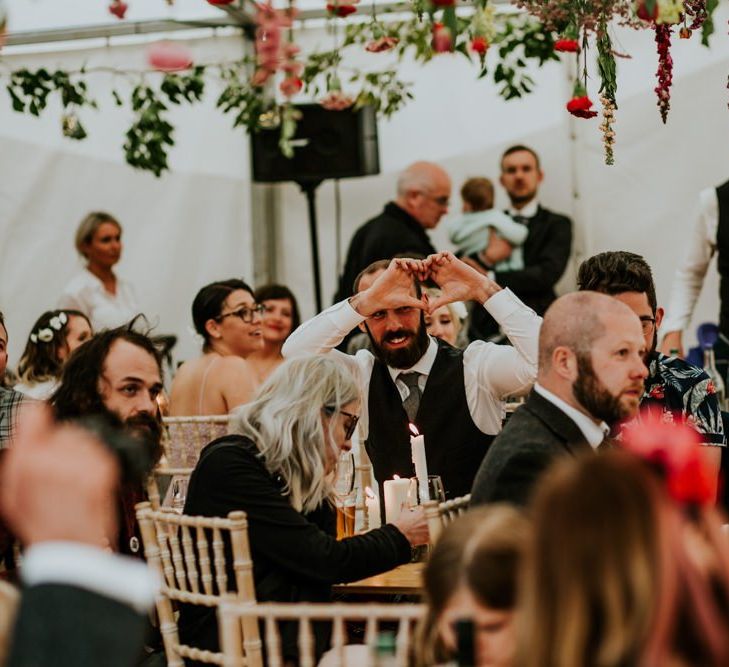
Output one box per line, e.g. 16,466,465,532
470,291,649,507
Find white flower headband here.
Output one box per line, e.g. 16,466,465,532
30,311,68,344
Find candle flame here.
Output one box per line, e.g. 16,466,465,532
393,474,400,480
409,423,420,437
365,486,375,499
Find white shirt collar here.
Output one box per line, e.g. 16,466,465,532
508,200,539,219
387,336,439,384
533,383,609,449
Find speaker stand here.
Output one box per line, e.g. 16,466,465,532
297,179,324,312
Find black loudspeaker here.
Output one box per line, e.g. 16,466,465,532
250,104,380,183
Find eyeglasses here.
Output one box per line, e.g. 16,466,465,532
324,407,360,440
416,190,450,207
216,304,265,324
639,316,656,335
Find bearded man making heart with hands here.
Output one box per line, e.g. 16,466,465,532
283,252,541,510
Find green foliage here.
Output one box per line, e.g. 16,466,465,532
123,85,174,177
702,0,719,47
597,29,617,104
6,68,97,116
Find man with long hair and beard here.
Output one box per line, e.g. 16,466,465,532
51,319,164,557
284,252,541,510
471,290,648,507
577,250,725,496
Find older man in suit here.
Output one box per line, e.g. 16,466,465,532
470,291,648,506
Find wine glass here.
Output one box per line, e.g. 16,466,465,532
407,475,445,507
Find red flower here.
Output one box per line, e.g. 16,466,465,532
207,0,236,4
635,0,659,21
108,1,128,19
365,36,399,53
649,385,665,399
431,23,452,53
147,42,193,72
566,95,598,118
621,416,716,505
707,380,716,395
554,39,579,52
279,76,303,97
470,36,489,55
326,3,357,17
431,0,455,6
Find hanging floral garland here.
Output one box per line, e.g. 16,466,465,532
0,0,722,173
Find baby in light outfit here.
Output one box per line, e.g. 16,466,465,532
447,177,527,271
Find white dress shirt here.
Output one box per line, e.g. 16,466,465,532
662,187,718,334
507,199,540,219
282,289,541,438
533,383,609,449
22,542,158,613
58,269,139,331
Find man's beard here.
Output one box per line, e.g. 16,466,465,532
89,406,164,482
509,188,537,207
573,352,643,426
366,318,430,369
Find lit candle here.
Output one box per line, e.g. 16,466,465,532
383,475,410,523
365,486,381,529
409,424,430,503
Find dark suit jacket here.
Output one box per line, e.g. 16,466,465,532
7,584,147,667
470,391,593,507
470,206,572,340
334,202,437,302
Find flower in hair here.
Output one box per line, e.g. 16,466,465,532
49,312,68,331
36,328,54,343
621,416,716,505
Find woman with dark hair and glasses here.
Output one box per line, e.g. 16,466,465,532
180,355,428,664
248,283,301,383
169,279,264,416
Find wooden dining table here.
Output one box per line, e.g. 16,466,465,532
333,562,424,597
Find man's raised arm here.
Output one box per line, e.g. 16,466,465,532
282,260,425,358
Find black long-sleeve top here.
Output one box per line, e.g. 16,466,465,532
178,435,411,661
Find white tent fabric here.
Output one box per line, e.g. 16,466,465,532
1,7,728,369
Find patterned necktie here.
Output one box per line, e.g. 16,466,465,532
399,372,422,421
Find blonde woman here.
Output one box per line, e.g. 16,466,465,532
415,505,529,667
58,211,139,330
179,355,428,664
520,450,729,667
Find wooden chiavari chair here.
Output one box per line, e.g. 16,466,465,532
135,502,263,667
422,493,471,544
218,601,425,667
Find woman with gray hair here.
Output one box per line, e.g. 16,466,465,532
179,354,428,663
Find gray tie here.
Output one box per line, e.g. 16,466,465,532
399,372,422,421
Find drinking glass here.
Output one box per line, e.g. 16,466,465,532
334,452,357,539
407,474,445,507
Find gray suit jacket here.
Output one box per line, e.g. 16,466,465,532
470,391,594,507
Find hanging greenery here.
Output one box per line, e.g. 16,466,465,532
0,0,722,174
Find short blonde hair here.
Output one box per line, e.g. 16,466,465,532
74,211,121,258
229,355,360,513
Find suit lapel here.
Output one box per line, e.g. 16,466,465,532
522,391,593,455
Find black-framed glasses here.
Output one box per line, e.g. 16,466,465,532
324,407,360,440
423,193,450,207
639,316,656,335
215,304,265,324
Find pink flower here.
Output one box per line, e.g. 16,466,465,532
279,76,303,97
320,91,355,110
365,36,399,53
281,60,303,76
649,385,665,399
147,42,193,72
251,68,273,87
431,23,452,53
